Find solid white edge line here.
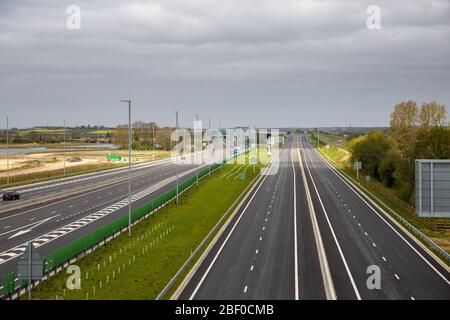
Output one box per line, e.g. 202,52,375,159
188,151,281,300
301,137,361,300
296,136,337,300
315,147,450,286
290,142,300,300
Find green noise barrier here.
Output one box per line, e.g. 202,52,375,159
45,162,223,271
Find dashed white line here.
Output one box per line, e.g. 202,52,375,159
243,286,248,293
382,256,387,262
394,274,400,280
250,265,254,271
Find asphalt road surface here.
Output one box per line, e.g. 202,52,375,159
0,156,205,294
179,135,450,300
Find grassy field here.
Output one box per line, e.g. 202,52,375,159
29,158,262,300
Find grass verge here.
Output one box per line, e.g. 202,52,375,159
315,143,450,263
29,161,261,300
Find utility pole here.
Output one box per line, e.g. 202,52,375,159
195,114,199,186
120,99,132,237
63,120,66,177
175,111,179,204
152,123,155,151
317,128,320,149
97,122,100,171
6,116,9,186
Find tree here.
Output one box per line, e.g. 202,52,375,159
389,100,419,197
112,125,129,149
349,130,393,179
418,102,447,129
378,149,400,188
415,127,450,159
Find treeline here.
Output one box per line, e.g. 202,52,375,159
349,101,450,204
0,128,113,144
112,121,174,151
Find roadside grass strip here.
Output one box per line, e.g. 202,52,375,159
29,163,260,300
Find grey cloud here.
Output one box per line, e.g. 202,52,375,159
0,0,449,128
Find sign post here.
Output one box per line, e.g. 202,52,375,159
18,242,43,300
354,161,362,181
250,157,257,174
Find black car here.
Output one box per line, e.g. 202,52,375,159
2,191,20,201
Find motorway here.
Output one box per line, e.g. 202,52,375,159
179,135,450,300
0,155,205,294
0,157,179,212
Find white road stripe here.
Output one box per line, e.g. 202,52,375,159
301,138,359,300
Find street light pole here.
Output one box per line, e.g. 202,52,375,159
6,116,9,186
317,128,320,149
175,111,179,205
63,120,66,177
97,122,100,171
152,123,155,152
120,99,132,237
195,114,199,186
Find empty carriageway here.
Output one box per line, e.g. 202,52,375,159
179,136,329,300
297,135,450,300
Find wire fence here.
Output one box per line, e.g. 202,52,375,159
1,150,251,298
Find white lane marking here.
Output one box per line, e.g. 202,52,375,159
189,151,280,300
372,243,376,247
382,256,387,262
301,140,360,300
0,166,203,265
3,226,11,229
410,296,415,300
394,274,400,280
51,210,57,214
243,286,248,293
316,150,450,286
0,215,60,238
364,232,368,236
256,249,259,254
291,142,300,300
250,265,254,271
259,237,262,241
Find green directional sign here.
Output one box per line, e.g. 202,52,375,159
106,155,122,161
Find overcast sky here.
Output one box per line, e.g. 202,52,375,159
0,0,449,129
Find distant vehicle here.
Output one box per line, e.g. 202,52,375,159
2,191,20,201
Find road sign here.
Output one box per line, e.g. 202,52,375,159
416,160,450,217
240,173,246,180
18,242,43,300
106,155,122,161
18,243,43,281
354,161,362,181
